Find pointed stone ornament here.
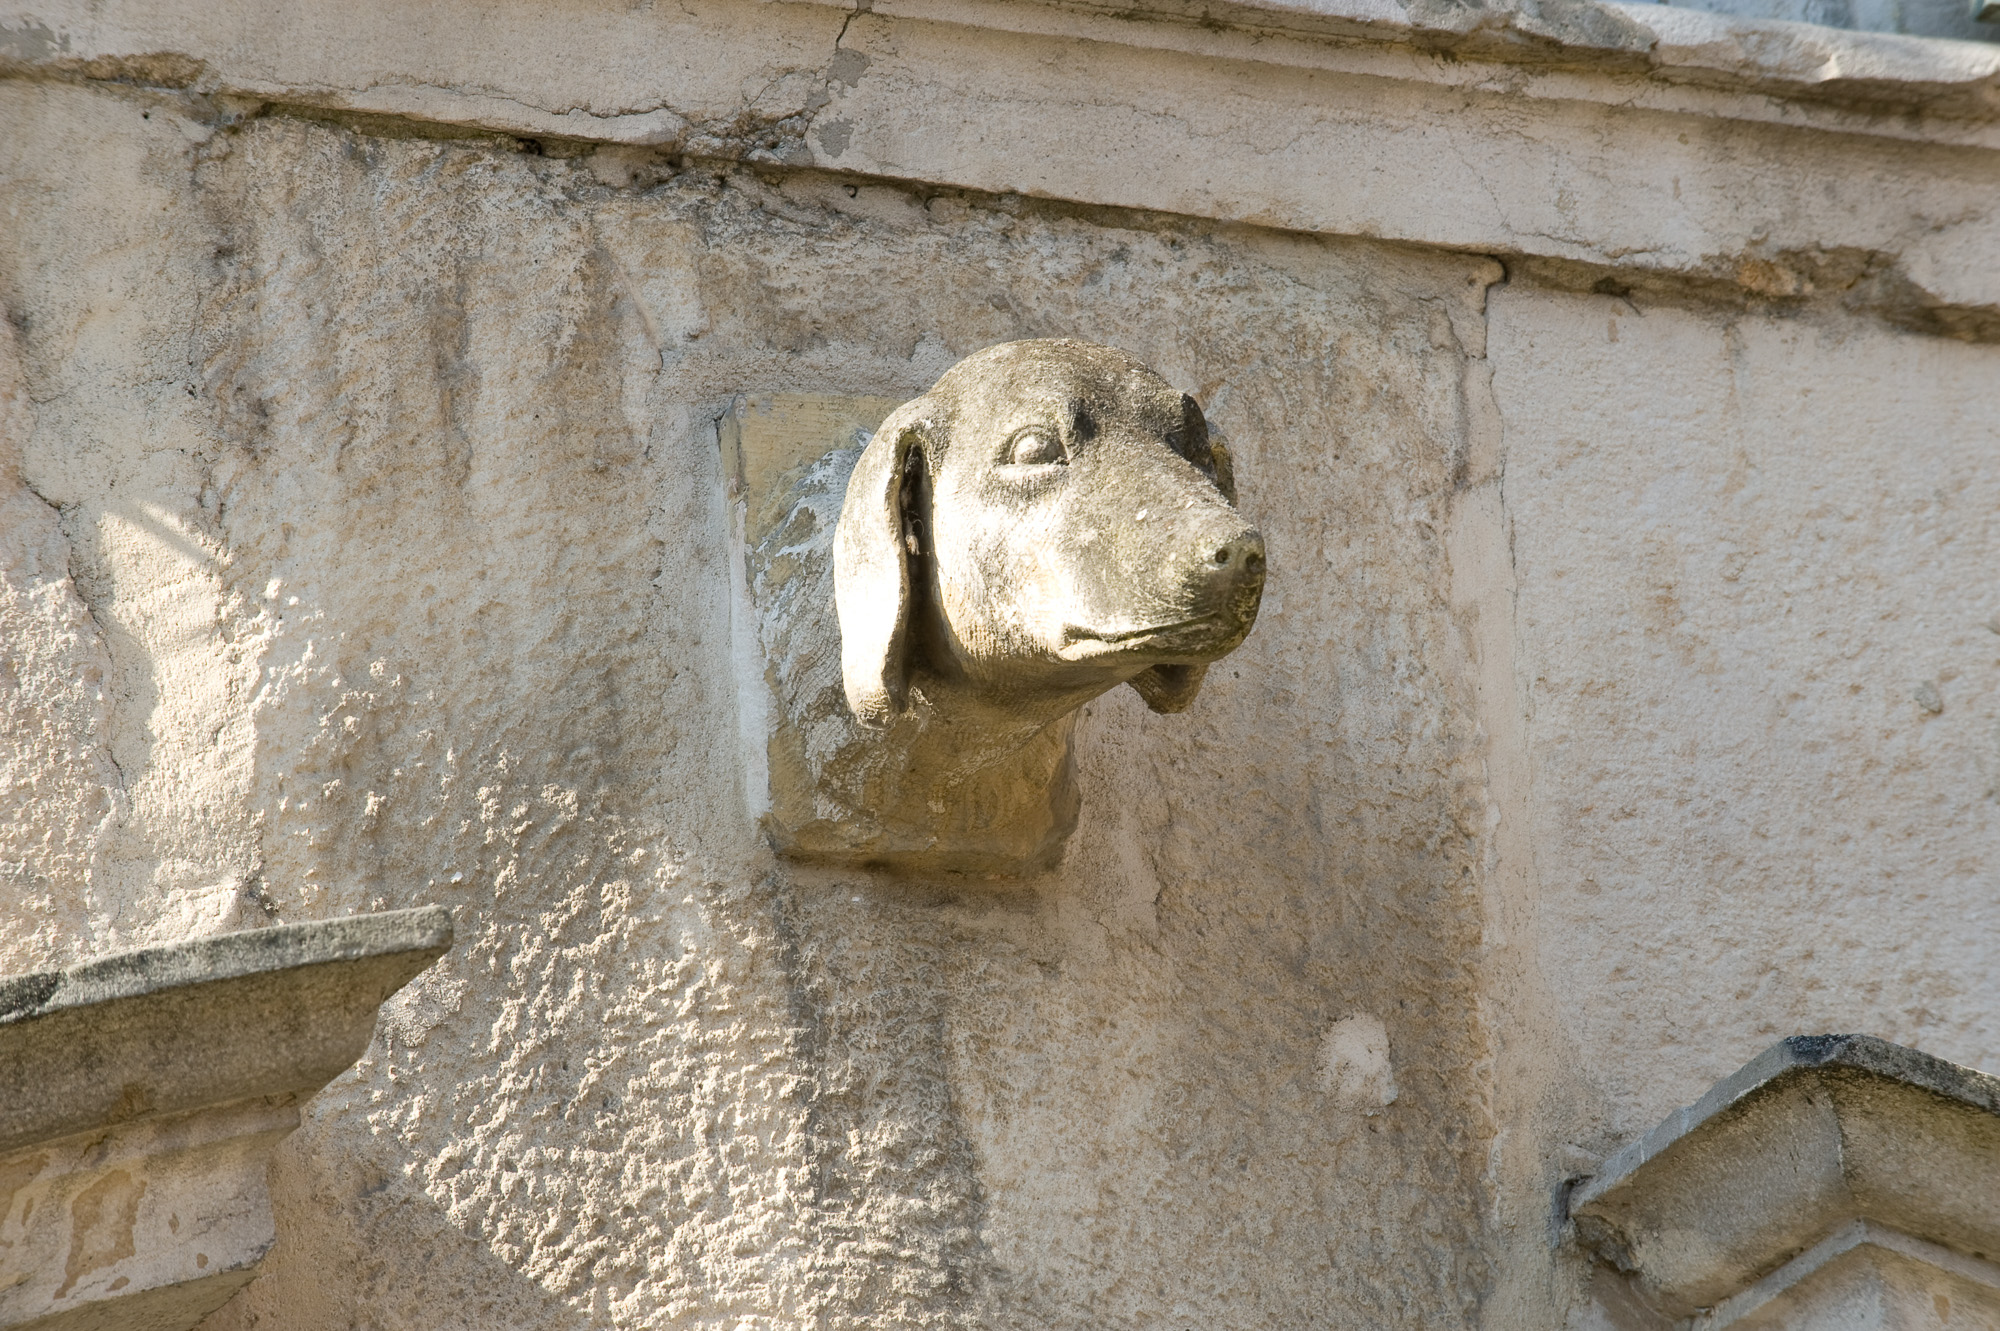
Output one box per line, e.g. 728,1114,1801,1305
1571,1034,2000,1328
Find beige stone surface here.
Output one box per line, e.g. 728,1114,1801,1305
7,0,2000,325
0,286,118,969
1481,291,2000,1324
0,0,1995,1319
1488,291,2000,1141
0,84,264,960
1,84,1505,1328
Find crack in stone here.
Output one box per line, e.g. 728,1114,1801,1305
23,485,131,796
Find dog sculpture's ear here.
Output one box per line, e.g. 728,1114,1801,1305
1171,392,1235,503
1127,394,1231,714
1128,662,1209,714
835,401,930,728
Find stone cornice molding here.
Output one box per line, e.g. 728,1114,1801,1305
5,0,1999,135
1569,1034,2000,1321
0,906,454,1156
0,908,451,1331
814,0,2000,124
3,0,1998,326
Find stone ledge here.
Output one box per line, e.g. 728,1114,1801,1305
1570,1034,2000,1320
0,906,452,1155
7,0,1999,123
6,0,2000,327
0,908,451,1331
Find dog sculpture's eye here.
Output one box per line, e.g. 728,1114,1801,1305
1007,430,1066,467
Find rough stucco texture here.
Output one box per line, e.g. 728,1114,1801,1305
0,303,123,971
1,82,1502,1329
1489,289,2000,1150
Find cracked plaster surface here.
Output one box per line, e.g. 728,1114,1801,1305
0,299,124,969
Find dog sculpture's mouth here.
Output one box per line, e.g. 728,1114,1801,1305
1057,615,1224,661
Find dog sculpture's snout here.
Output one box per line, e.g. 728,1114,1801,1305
1194,527,1266,601
1198,528,1266,636
1208,533,1266,577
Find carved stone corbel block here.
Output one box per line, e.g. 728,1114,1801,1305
723,340,1265,874
1570,1034,2000,1328
0,909,450,1331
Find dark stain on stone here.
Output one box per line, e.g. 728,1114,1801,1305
828,48,871,87
55,1169,146,1299
817,118,853,158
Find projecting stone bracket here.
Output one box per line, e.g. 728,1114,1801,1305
722,391,1104,873
0,908,452,1331
721,342,1266,876
1569,1033,2000,1329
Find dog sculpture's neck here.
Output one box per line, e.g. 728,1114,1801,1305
830,672,1086,873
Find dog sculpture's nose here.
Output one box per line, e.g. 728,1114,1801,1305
1197,529,1266,636
1207,533,1266,578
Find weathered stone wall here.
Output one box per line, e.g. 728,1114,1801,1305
3,90,1501,1328
1490,294,2000,1144
2,0,1997,1325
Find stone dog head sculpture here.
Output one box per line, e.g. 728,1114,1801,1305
837,339,1265,729
782,339,1264,871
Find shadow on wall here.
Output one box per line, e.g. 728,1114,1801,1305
196,1130,582,1331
